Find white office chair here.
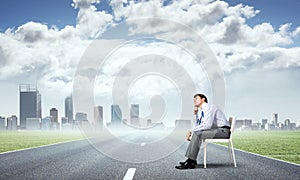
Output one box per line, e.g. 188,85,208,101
202,117,237,168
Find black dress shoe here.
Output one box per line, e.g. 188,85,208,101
179,159,197,165
175,161,196,169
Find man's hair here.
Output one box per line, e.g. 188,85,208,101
194,93,208,103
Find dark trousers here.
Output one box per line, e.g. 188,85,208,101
185,128,231,160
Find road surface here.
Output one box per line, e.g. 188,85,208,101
0,138,299,179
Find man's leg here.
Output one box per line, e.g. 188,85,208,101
185,128,224,160
185,131,203,160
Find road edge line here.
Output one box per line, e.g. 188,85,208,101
0,138,85,155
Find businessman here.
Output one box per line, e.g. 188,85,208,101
175,93,231,169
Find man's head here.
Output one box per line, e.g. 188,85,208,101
194,93,208,107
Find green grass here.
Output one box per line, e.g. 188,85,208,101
0,131,85,153
218,131,300,165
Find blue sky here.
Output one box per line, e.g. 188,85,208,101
227,0,300,29
0,0,299,125
0,0,299,31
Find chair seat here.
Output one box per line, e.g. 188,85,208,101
204,139,230,143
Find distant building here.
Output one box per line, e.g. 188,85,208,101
284,119,291,130
65,96,73,124
61,117,68,125
130,104,140,127
290,123,296,130
272,113,278,127
265,123,276,131
111,105,122,126
251,123,261,130
19,84,41,129
0,116,5,130
50,108,58,123
75,112,87,127
235,119,252,129
26,118,41,130
7,115,17,130
41,117,51,130
94,106,103,128
261,119,268,129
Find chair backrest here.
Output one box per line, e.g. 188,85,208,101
229,116,236,133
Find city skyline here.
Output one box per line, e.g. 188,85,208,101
0,84,299,130
0,0,299,127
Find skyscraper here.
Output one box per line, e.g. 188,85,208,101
19,84,41,129
0,116,5,130
272,113,278,127
75,112,87,127
94,106,103,127
50,108,58,123
130,104,140,127
65,96,73,124
7,115,17,130
111,105,122,125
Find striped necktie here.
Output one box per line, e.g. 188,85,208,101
196,111,204,125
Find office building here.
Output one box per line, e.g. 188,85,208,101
235,119,252,129
50,108,58,123
284,119,290,128
75,112,87,127
94,106,103,127
272,113,278,127
19,84,41,129
26,118,40,130
0,116,5,130
7,115,17,130
61,117,68,125
111,105,122,125
261,119,268,129
41,117,51,130
65,96,73,124
130,104,140,127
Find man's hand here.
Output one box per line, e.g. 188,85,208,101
194,106,198,115
186,131,192,141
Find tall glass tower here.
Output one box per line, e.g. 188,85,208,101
65,96,73,124
130,104,140,127
94,106,103,127
19,84,41,129
111,105,122,125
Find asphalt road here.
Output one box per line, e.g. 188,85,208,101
0,137,299,180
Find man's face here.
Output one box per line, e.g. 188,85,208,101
194,96,204,107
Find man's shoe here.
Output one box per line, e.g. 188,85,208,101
175,160,196,169
179,159,197,165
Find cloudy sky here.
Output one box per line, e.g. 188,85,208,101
0,0,299,126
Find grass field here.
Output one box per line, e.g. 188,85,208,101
0,131,85,153
219,130,300,165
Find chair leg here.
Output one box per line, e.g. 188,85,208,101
230,140,237,167
228,141,232,162
203,141,207,168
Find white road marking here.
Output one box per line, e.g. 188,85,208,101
123,168,136,180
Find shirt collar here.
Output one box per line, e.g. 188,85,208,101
200,102,208,110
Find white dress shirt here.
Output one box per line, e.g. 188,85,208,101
192,103,230,131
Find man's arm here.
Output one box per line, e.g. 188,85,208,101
193,105,215,131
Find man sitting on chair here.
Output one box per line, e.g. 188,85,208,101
175,93,231,169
